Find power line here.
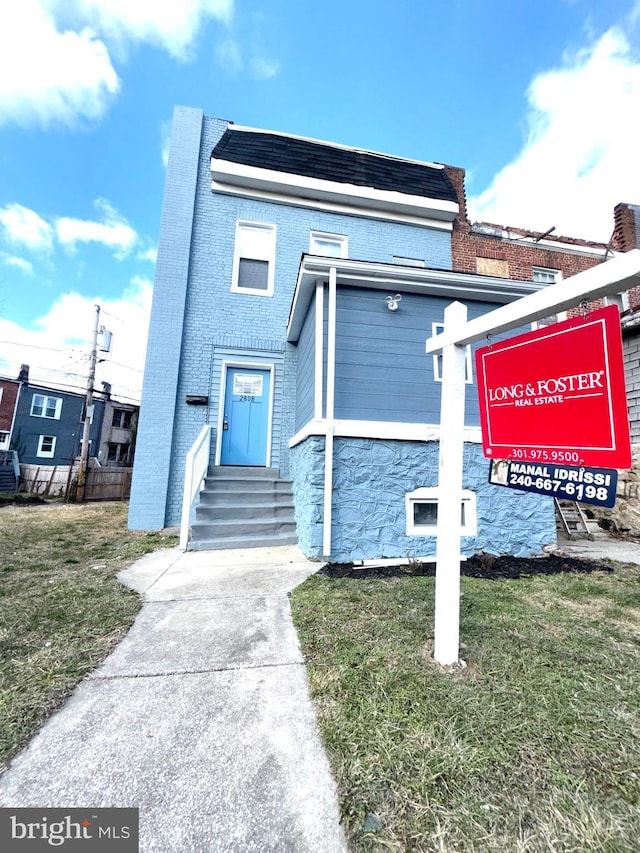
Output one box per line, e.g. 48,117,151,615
0,338,85,354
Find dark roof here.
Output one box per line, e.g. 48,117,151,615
212,129,457,203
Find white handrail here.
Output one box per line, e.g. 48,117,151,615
179,425,211,550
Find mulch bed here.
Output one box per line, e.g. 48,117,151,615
320,554,613,581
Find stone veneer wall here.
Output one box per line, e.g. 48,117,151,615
290,436,556,562
586,443,640,536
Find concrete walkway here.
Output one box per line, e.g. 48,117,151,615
0,545,348,852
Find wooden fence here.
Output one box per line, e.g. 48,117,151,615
19,464,133,501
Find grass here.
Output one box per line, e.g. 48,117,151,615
291,561,640,852
0,501,177,772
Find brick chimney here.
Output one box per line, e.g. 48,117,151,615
18,364,29,384
612,203,640,252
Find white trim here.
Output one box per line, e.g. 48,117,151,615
323,269,337,557
405,487,477,536
288,418,483,448
212,181,455,231
231,220,276,297
211,161,458,222
30,393,62,420
287,256,541,343
37,435,56,458
314,282,324,420
310,231,348,258
215,361,275,467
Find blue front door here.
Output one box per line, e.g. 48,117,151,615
220,367,271,466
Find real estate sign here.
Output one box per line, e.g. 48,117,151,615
475,306,632,469
489,459,618,508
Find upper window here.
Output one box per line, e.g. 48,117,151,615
310,231,348,259
533,267,560,284
112,409,133,429
31,394,62,420
232,221,276,296
432,323,473,384
37,435,56,458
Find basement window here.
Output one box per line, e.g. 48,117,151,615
405,488,477,536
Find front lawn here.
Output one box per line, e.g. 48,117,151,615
291,560,640,851
0,502,177,772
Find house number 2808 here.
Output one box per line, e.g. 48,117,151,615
239,394,255,402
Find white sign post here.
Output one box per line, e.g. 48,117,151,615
433,301,468,665
426,249,640,666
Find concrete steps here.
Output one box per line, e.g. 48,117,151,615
189,467,298,551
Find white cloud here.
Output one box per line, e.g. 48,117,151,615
216,38,243,75
160,119,172,168
0,276,152,403
469,26,640,242
0,203,54,252
56,199,138,258
0,0,119,128
3,256,35,275
0,0,234,127
137,247,157,263
250,57,279,80
72,0,235,59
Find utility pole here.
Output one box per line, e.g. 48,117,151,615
76,304,100,502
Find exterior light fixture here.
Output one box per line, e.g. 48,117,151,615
386,294,402,311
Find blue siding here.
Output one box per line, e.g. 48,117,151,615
294,296,316,430
333,288,504,425
12,387,104,466
130,108,455,528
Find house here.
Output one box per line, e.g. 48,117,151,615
129,106,633,560
10,377,106,467
0,373,21,452
96,385,138,467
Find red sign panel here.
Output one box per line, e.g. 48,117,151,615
475,305,631,468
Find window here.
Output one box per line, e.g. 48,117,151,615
30,394,62,419
604,292,630,313
232,221,276,296
432,323,473,383
233,374,264,396
112,409,132,429
37,435,56,458
533,267,560,284
310,231,348,258
0,431,9,449
107,442,131,464
405,488,477,536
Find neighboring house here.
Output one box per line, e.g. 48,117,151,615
0,375,21,452
98,399,138,467
133,105,600,560
11,381,105,466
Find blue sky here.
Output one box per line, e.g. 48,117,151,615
1,0,639,403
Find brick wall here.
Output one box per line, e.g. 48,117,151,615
444,167,640,314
